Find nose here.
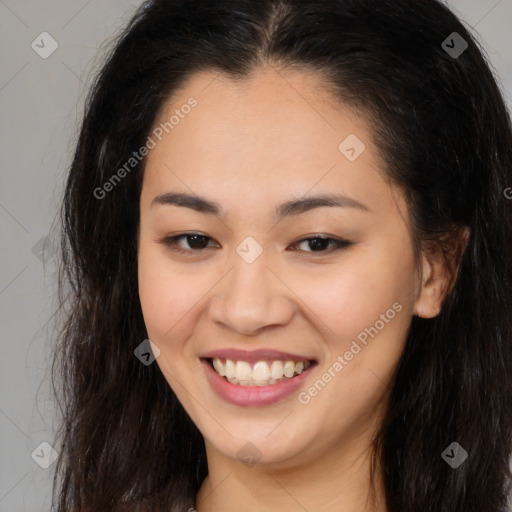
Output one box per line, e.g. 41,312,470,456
207,245,295,336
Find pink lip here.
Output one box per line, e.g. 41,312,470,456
201,358,316,407
201,348,315,363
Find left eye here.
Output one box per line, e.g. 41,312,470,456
160,233,350,254
292,236,350,253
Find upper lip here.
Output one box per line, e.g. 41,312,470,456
201,348,316,363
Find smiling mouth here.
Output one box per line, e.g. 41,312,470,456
205,357,316,386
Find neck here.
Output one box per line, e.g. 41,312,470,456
195,434,388,512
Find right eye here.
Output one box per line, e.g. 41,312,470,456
159,233,219,254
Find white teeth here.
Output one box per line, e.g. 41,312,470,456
235,361,252,381
283,361,295,378
270,361,284,380
212,358,226,377
252,361,270,380
225,359,236,379
211,358,312,386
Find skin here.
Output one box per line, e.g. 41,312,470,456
137,65,452,512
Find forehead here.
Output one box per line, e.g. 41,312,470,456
140,66,401,220
151,66,370,155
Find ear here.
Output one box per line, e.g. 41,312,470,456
413,226,470,318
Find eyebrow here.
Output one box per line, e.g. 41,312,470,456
150,191,370,219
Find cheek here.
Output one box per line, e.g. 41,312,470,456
137,242,195,342
296,248,414,339
294,253,413,427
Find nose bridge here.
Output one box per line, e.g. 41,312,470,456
209,236,293,334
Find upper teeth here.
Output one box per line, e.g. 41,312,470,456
212,358,311,385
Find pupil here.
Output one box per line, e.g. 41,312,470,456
188,234,208,249
185,236,330,251
309,238,329,251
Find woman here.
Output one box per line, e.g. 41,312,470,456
51,0,512,511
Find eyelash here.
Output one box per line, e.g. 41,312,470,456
159,232,351,256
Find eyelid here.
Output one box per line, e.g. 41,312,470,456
158,232,218,254
158,232,352,255
290,234,351,253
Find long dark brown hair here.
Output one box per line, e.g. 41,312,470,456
51,1,512,511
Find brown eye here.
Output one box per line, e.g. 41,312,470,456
159,233,351,256
160,233,217,253
291,236,351,253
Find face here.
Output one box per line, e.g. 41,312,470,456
137,66,433,469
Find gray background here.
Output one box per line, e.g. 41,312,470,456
0,1,511,510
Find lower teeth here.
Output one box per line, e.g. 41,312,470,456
224,375,298,387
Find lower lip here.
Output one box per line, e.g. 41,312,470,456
201,358,316,407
